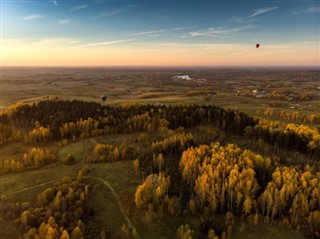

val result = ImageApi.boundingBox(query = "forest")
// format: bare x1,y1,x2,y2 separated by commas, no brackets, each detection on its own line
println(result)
0,99,319,239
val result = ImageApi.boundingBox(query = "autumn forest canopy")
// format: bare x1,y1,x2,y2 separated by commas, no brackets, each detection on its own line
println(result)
0,99,320,239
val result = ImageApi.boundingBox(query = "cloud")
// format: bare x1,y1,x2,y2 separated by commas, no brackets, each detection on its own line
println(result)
23,14,43,20
53,0,58,6
92,5,135,19
58,19,72,25
72,4,89,11
293,6,320,15
250,7,278,18
36,38,73,45
233,6,277,23
92,9,126,19
304,7,320,13
302,41,320,45
2,38,82,48
67,40,81,44
130,29,166,36
130,26,196,37
188,25,254,37
73,39,133,48
232,17,256,24
172,26,197,31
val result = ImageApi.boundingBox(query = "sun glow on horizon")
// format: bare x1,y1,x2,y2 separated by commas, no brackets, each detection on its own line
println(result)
1,0,319,67
2,38,319,67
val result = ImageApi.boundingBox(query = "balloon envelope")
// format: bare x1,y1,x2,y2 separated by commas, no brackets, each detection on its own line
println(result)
256,44,260,49
101,95,107,102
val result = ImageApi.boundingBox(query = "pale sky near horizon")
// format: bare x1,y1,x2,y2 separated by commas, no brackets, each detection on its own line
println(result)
1,0,319,67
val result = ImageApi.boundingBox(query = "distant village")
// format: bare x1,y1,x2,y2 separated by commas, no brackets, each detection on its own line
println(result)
236,88,318,102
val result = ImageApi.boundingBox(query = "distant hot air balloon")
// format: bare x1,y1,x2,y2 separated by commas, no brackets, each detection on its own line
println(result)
101,95,107,102
256,43,260,49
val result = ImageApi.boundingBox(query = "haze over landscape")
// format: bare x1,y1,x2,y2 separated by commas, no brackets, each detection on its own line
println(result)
1,0,319,66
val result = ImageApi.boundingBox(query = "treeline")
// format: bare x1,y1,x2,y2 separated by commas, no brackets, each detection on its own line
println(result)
0,147,55,174
258,108,320,124
151,132,194,155
2,101,320,161
5,100,320,157
2,100,256,142
245,119,320,157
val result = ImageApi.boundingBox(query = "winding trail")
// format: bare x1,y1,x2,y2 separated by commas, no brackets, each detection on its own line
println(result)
85,176,141,239
2,179,60,196
1,176,141,239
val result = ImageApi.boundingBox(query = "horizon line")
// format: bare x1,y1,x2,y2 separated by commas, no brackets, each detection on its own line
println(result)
2,65,319,68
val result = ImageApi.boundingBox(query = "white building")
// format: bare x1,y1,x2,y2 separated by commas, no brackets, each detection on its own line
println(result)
172,75,191,81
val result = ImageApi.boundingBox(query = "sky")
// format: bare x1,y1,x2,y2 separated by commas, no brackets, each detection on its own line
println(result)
1,0,319,67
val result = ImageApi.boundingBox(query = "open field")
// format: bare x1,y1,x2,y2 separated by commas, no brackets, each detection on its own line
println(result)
2,67,320,118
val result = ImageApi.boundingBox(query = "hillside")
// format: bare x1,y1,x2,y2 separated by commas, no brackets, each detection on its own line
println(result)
0,100,319,238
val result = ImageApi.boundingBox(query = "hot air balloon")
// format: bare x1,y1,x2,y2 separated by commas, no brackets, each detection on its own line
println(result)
256,43,260,49
101,95,107,102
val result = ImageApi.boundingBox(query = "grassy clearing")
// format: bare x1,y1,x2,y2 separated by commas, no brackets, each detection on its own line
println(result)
0,142,30,163
0,217,20,239
85,180,128,239
233,224,304,239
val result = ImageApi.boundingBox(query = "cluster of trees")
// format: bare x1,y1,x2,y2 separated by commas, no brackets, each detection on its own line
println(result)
258,108,320,124
59,117,101,141
1,147,55,174
22,147,56,168
1,159,25,174
14,176,90,238
180,143,266,214
26,121,51,145
178,143,320,237
151,132,194,155
0,111,22,146
134,141,319,237
0,121,13,145
285,123,320,149
135,173,180,221
267,90,316,101
177,224,193,239
86,143,135,163
245,119,320,157
0,196,29,220
258,166,320,233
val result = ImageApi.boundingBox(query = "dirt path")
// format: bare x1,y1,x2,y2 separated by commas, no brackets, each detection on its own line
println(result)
2,179,60,196
1,176,141,239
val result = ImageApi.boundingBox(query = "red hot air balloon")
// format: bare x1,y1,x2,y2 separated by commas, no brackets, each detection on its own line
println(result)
256,43,260,49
